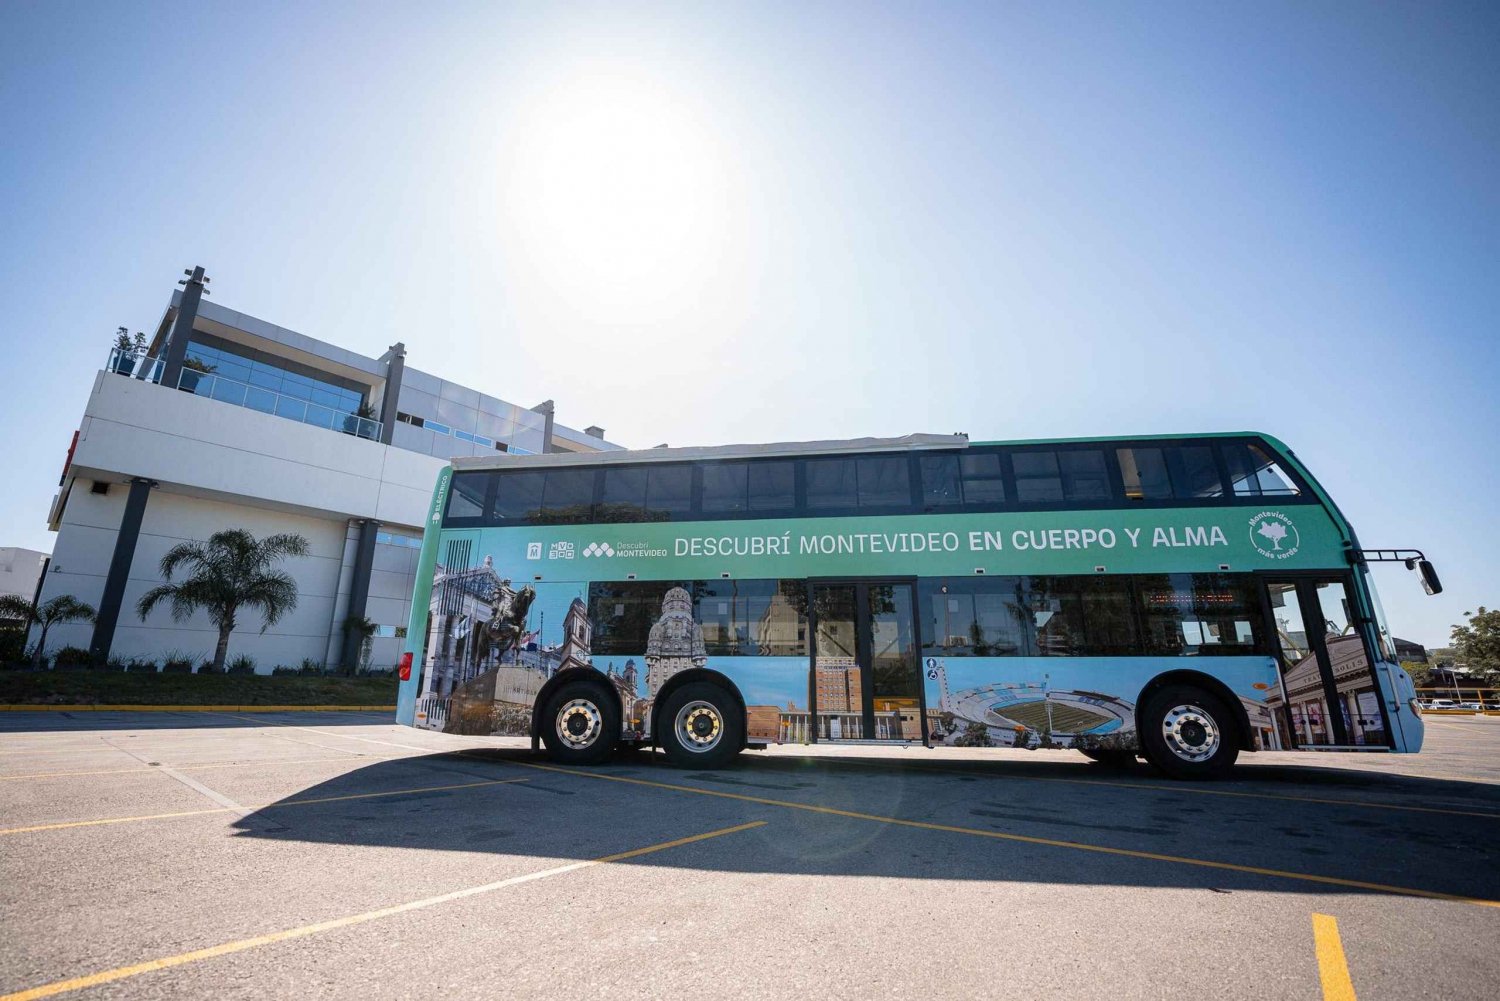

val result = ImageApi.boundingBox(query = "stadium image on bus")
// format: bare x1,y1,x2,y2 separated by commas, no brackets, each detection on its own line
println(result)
393,433,1438,779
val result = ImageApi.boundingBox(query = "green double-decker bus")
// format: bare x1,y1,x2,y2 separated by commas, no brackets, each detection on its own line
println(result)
395,432,1435,778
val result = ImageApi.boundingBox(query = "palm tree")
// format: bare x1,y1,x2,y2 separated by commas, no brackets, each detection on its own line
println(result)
0,594,97,668
136,529,310,672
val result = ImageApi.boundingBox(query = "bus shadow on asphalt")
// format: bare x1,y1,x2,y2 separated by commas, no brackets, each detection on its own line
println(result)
228,747,1500,905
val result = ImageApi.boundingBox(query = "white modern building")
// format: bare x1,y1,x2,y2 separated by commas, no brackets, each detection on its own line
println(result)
33,268,621,672
0,548,49,623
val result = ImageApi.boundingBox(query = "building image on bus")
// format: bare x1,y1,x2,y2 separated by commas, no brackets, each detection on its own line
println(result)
393,432,1430,778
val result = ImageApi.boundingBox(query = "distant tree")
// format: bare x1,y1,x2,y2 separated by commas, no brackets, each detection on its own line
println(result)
136,530,309,673
1451,608,1500,685
0,594,97,669
1400,661,1433,687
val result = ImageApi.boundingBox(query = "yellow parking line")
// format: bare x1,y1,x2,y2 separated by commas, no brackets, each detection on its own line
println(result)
1313,913,1357,1000
0,754,410,782
0,777,529,837
510,760,1500,909
0,819,765,1001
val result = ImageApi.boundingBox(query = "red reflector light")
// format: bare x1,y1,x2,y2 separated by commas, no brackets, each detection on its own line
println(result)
398,652,413,681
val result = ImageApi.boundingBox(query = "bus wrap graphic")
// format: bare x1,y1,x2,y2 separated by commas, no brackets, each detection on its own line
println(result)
455,506,1344,584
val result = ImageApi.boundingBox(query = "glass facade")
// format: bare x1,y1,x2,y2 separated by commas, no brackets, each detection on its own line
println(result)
175,335,378,439
183,338,367,415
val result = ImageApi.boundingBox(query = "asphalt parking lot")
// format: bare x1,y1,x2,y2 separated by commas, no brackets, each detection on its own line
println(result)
1,712,1497,1000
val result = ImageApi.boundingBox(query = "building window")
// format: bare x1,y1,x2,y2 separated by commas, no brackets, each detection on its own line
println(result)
375,532,423,549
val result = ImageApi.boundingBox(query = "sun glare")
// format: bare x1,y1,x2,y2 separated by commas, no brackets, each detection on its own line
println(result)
500,66,738,322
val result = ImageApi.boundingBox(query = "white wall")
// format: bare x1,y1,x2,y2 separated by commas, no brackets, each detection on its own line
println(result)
42,488,347,670
38,373,449,672
0,547,48,601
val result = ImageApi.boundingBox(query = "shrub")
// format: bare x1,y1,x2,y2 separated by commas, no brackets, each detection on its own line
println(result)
197,660,222,675
299,658,323,676
160,650,195,674
226,654,256,675
0,629,25,667
271,665,298,676
125,660,158,673
103,656,128,672
52,646,93,670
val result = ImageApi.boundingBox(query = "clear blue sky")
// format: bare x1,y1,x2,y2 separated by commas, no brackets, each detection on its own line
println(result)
1,1,1495,648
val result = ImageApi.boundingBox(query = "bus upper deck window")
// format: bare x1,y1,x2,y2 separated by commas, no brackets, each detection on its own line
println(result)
446,472,491,520
747,461,796,512
919,454,963,508
493,470,544,522
1117,448,1172,500
701,463,749,514
646,465,693,517
856,455,911,508
1225,443,1300,497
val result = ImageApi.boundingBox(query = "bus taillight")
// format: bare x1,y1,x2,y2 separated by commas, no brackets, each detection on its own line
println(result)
398,652,412,681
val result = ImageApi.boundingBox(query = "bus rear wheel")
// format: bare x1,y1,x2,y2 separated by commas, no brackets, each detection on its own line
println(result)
540,681,619,765
1078,749,1135,767
658,682,743,770
1140,685,1240,780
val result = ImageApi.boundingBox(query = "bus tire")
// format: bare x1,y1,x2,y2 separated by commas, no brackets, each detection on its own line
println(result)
540,680,619,766
1140,684,1240,780
1078,749,1135,767
658,681,743,770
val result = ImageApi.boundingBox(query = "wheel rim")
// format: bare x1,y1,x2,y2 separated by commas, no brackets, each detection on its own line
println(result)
556,698,603,750
674,700,723,753
1160,703,1221,763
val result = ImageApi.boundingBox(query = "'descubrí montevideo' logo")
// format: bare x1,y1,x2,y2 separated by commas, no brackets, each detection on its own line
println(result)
1248,510,1300,560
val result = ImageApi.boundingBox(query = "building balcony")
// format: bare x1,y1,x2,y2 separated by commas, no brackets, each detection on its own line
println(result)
106,348,381,441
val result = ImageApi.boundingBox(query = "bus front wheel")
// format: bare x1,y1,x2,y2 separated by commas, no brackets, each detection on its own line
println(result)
658,682,743,770
1140,685,1240,780
540,681,620,765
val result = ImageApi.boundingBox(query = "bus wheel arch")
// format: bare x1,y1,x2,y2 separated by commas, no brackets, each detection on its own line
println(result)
1137,670,1253,752
650,669,747,768
533,669,622,765
1137,673,1245,779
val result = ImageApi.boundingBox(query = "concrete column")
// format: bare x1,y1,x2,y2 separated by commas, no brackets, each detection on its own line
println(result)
160,267,209,389
531,399,556,453
89,478,155,664
378,343,406,445
339,519,380,670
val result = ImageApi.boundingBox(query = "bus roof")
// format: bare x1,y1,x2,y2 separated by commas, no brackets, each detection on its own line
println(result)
452,433,967,471
451,430,1288,472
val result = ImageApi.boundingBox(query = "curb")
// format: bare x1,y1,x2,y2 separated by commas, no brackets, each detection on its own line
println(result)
0,705,396,713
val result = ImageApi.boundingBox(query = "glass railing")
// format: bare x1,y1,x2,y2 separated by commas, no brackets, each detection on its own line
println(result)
175,367,382,440
104,347,382,440
107,348,164,384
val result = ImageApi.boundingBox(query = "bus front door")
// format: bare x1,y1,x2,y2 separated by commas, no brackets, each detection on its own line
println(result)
810,581,924,742
1263,577,1392,749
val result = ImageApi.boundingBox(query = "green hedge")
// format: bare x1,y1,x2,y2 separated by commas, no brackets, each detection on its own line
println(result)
0,670,398,706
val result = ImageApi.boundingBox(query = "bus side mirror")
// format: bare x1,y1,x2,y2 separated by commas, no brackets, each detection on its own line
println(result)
1407,558,1442,595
